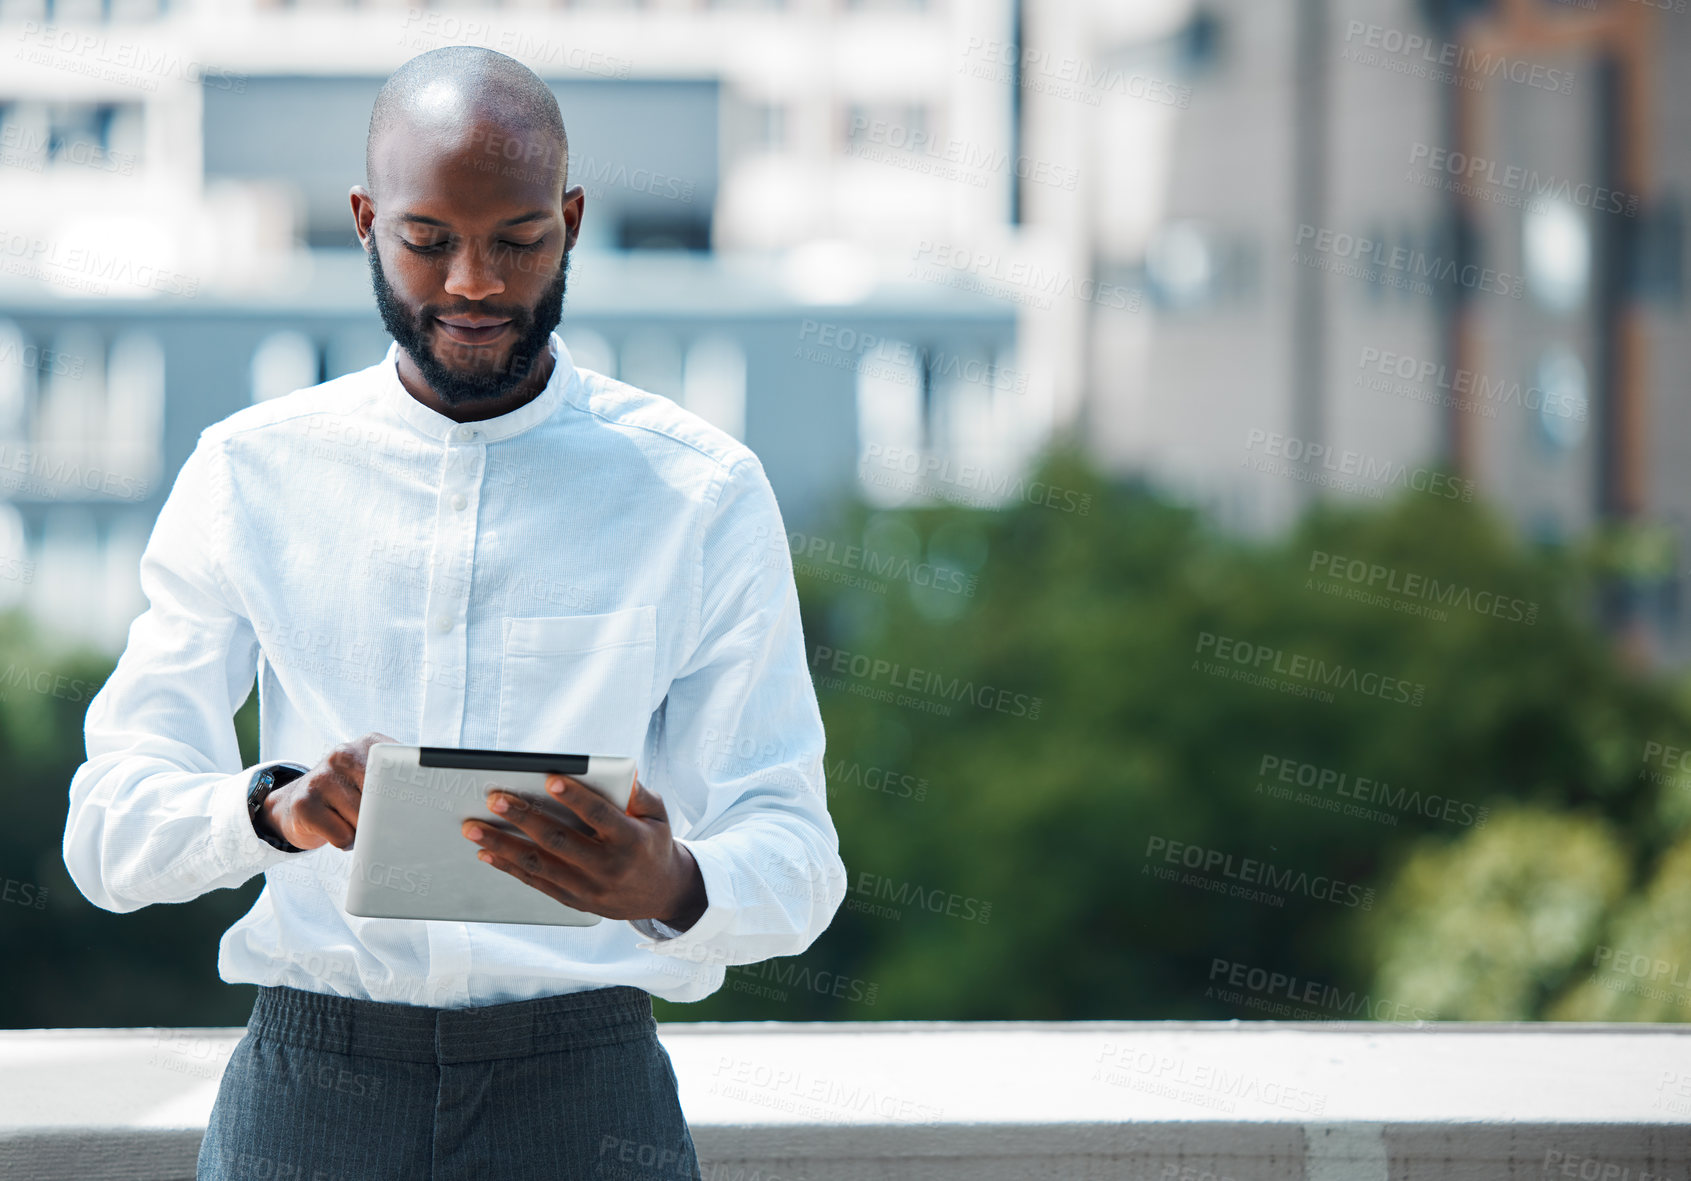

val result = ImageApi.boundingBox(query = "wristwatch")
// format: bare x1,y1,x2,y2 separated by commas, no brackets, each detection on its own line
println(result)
246,762,312,853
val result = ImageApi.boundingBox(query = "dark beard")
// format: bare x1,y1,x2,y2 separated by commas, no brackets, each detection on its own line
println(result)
367,237,570,408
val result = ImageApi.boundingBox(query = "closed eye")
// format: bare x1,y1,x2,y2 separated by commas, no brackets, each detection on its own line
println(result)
402,238,546,254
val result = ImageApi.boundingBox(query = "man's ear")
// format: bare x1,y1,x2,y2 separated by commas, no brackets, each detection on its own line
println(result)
349,184,375,251
561,183,586,254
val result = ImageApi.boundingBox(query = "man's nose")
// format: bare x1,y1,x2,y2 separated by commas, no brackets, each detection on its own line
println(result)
442,241,507,302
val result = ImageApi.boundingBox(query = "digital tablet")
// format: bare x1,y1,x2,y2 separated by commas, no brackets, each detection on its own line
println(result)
343,743,638,927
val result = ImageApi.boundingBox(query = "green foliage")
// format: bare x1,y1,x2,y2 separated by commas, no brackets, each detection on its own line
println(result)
662,447,1687,1023
0,609,265,1028
4,446,1686,1026
1366,805,1630,1019
1551,837,1691,1021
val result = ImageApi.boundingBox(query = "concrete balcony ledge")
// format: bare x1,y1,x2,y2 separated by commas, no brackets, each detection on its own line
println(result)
2,1021,1688,1180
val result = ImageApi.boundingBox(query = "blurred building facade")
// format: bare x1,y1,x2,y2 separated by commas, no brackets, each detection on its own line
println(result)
0,0,1043,651
1,0,1685,660
1074,0,1689,656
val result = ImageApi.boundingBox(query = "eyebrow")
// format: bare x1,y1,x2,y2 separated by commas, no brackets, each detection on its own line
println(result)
397,211,552,228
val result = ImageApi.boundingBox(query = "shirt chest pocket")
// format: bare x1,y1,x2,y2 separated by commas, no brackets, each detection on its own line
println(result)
495,607,658,757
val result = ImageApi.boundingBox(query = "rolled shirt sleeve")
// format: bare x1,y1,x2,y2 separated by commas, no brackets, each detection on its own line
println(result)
62,430,295,914
629,454,846,964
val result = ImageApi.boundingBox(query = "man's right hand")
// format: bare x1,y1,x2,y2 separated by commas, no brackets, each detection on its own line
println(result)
260,732,397,851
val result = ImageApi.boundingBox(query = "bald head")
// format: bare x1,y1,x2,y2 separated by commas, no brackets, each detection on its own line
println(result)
366,46,568,202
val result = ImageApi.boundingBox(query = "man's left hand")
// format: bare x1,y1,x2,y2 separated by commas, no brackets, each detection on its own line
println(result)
461,775,707,932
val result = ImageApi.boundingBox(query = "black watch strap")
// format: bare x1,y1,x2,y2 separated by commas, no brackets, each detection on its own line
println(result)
247,762,311,853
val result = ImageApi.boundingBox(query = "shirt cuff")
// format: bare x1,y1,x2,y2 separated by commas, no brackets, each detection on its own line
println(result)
631,836,735,955
208,763,301,880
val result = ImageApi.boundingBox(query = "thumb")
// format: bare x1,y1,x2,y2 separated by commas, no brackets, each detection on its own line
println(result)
624,776,669,823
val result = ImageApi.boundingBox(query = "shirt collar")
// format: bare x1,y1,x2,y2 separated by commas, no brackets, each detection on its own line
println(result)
377,330,578,445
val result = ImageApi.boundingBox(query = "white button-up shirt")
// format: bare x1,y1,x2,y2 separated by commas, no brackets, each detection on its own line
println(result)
62,332,845,1007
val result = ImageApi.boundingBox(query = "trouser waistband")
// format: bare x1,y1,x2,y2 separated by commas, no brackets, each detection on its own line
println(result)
246,984,656,1064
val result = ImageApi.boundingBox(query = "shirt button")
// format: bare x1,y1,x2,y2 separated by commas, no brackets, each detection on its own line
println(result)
433,616,453,633
451,493,468,511
457,425,476,441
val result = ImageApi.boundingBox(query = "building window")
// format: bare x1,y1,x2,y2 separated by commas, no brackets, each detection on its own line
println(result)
0,320,30,446
562,327,616,379
1146,221,1216,310
1524,198,1590,313
0,502,31,613
753,101,787,152
0,101,143,175
1532,344,1589,454
855,339,923,507
250,331,319,404
104,331,165,496
35,327,104,484
620,330,683,400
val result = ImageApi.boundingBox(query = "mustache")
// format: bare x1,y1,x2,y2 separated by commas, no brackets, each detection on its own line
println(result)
424,304,529,322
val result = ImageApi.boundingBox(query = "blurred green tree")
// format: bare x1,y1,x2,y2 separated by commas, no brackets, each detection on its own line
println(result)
5,446,1687,1027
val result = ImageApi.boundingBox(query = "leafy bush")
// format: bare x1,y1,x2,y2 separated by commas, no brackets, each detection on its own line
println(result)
4,446,1686,1026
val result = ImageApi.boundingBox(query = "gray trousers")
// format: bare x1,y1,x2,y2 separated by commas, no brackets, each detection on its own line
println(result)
195,983,702,1181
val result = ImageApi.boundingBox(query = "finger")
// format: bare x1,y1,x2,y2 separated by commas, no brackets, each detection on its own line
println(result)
296,798,356,850
545,774,627,837
463,817,573,878
483,792,603,866
463,820,595,892
319,772,364,829
474,847,599,915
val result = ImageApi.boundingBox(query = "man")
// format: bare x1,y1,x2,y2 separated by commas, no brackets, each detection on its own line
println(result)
61,46,844,1181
